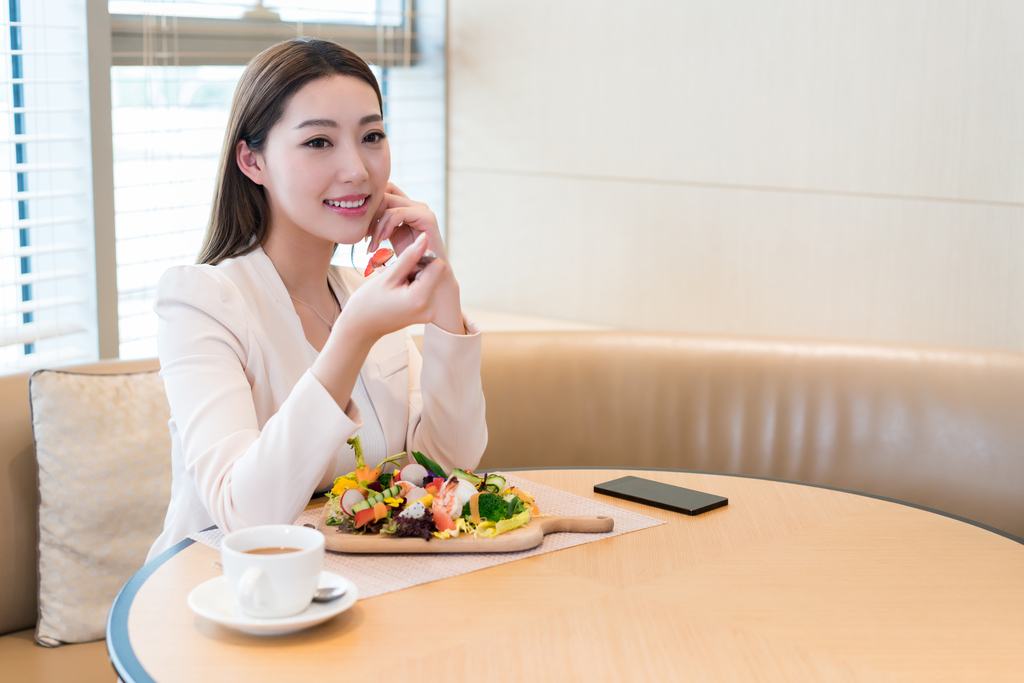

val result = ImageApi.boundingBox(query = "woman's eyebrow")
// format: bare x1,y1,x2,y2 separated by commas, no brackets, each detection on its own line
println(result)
295,118,337,129
294,114,383,130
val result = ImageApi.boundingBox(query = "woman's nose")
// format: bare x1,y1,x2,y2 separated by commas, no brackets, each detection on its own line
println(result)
336,144,370,183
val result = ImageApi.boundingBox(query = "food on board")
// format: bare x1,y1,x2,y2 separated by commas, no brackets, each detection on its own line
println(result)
363,248,395,276
325,437,540,540
362,248,437,281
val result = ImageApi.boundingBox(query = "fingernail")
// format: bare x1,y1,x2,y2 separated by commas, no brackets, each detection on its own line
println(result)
415,233,427,245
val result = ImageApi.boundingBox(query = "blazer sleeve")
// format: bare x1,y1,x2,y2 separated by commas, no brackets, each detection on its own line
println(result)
156,265,362,532
405,317,488,475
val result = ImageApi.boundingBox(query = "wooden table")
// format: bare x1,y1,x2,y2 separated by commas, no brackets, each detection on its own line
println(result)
108,469,1024,682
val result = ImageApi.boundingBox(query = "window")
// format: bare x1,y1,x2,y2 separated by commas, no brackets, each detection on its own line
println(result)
0,0,97,373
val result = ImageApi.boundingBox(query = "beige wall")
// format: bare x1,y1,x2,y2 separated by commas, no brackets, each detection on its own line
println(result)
446,0,1024,351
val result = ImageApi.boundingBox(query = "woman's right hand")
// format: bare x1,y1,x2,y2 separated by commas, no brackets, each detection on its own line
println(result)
312,233,444,408
337,232,447,346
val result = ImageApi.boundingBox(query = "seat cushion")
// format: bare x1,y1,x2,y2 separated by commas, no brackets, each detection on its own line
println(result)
0,629,114,683
30,369,172,646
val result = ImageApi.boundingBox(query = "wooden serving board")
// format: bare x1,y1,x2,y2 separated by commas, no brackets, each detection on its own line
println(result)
317,505,614,554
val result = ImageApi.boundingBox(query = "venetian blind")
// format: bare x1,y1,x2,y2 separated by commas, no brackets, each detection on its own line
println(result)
0,0,97,374
109,0,447,359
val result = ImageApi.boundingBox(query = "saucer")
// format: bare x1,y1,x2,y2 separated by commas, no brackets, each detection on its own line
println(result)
187,570,358,635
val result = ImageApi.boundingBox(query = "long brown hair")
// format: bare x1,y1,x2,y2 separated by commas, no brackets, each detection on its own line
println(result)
198,38,383,266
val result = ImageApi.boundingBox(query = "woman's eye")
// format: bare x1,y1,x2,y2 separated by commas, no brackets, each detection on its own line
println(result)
305,138,330,149
364,131,386,144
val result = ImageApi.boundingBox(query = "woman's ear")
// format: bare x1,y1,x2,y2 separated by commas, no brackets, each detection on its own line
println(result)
236,140,265,185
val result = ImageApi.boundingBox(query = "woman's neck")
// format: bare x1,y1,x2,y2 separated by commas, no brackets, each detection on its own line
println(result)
261,227,336,305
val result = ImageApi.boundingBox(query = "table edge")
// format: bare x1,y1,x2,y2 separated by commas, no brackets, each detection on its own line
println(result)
107,535,197,683
106,468,1024,683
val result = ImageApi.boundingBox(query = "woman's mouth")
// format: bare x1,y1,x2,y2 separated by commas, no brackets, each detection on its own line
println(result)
324,195,369,216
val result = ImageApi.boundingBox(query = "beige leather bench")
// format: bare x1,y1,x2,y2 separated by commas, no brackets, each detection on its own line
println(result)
3,332,1023,680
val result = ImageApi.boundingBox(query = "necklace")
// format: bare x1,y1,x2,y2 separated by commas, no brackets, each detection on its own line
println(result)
262,249,338,330
290,293,338,331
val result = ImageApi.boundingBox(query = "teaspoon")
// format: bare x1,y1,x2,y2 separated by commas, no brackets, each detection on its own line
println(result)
312,585,347,602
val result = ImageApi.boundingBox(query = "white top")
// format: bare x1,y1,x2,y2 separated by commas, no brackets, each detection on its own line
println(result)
306,348,388,493
147,247,487,560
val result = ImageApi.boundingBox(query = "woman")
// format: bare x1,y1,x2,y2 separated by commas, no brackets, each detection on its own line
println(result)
147,38,486,559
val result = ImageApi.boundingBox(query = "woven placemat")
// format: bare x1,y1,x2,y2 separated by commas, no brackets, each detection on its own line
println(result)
188,474,663,599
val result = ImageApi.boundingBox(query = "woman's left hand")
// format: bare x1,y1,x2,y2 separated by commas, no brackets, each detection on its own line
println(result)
367,183,447,261
365,183,465,334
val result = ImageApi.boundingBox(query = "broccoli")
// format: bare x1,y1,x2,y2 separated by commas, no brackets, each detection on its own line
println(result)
460,492,520,522
377,472,393,488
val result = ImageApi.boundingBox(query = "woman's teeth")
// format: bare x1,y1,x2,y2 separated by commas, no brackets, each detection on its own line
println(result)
326,198,366,208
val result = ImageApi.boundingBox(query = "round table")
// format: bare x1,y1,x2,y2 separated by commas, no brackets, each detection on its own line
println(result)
108,469,1024,681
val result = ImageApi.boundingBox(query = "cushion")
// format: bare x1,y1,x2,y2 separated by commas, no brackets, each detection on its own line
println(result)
29,369,171,646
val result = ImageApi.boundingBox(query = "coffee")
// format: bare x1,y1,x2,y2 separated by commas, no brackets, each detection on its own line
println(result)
223,525,325,618
245,546,300,555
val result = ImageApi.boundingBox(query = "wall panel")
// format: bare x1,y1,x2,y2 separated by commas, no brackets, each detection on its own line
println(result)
448,0,1024,350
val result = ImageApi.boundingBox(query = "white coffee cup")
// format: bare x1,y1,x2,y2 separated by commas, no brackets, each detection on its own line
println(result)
221,525,325,618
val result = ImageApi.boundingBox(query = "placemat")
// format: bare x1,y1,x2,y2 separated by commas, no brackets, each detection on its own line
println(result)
188,474,663,599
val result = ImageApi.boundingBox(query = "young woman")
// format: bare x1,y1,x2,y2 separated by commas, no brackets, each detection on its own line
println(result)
147,38,486,559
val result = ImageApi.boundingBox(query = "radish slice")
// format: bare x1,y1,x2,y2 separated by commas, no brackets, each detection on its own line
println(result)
403,486,428,504
340,489,365,517
398,463,428,487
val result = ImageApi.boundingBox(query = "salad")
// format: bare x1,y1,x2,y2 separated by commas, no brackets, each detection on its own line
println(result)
325,437,541,541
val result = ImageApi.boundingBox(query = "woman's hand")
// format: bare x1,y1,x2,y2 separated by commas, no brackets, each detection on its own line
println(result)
341,233,447,344
365,183,465,334
367,183,445,259
311,234,446,408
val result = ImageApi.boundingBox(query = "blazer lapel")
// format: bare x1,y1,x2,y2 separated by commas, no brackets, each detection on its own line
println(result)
245,247,315,396
361,331,412,457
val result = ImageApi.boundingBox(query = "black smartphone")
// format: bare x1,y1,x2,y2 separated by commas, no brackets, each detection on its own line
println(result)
594,476,728,516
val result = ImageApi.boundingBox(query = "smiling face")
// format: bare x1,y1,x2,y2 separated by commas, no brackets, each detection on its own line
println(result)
247,74,390,249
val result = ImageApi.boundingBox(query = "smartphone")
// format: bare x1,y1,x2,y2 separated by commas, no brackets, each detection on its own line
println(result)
594,476,728,516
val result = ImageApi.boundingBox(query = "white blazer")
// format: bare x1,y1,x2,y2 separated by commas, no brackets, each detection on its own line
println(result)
147,246,487,559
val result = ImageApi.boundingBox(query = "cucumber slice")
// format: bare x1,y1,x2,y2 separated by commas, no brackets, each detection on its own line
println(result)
352,501,371,513
452,468,483,485
484,474,506,493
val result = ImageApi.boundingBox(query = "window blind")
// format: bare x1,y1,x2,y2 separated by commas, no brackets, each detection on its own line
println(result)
0,0,97,374
111,0,446,360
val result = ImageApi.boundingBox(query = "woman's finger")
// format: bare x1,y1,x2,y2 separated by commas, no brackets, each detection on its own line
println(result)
386,182,409,199
407,251,445,288
368,194,419,252
382,232,429,284
367,192,393,247
379,206,439,254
